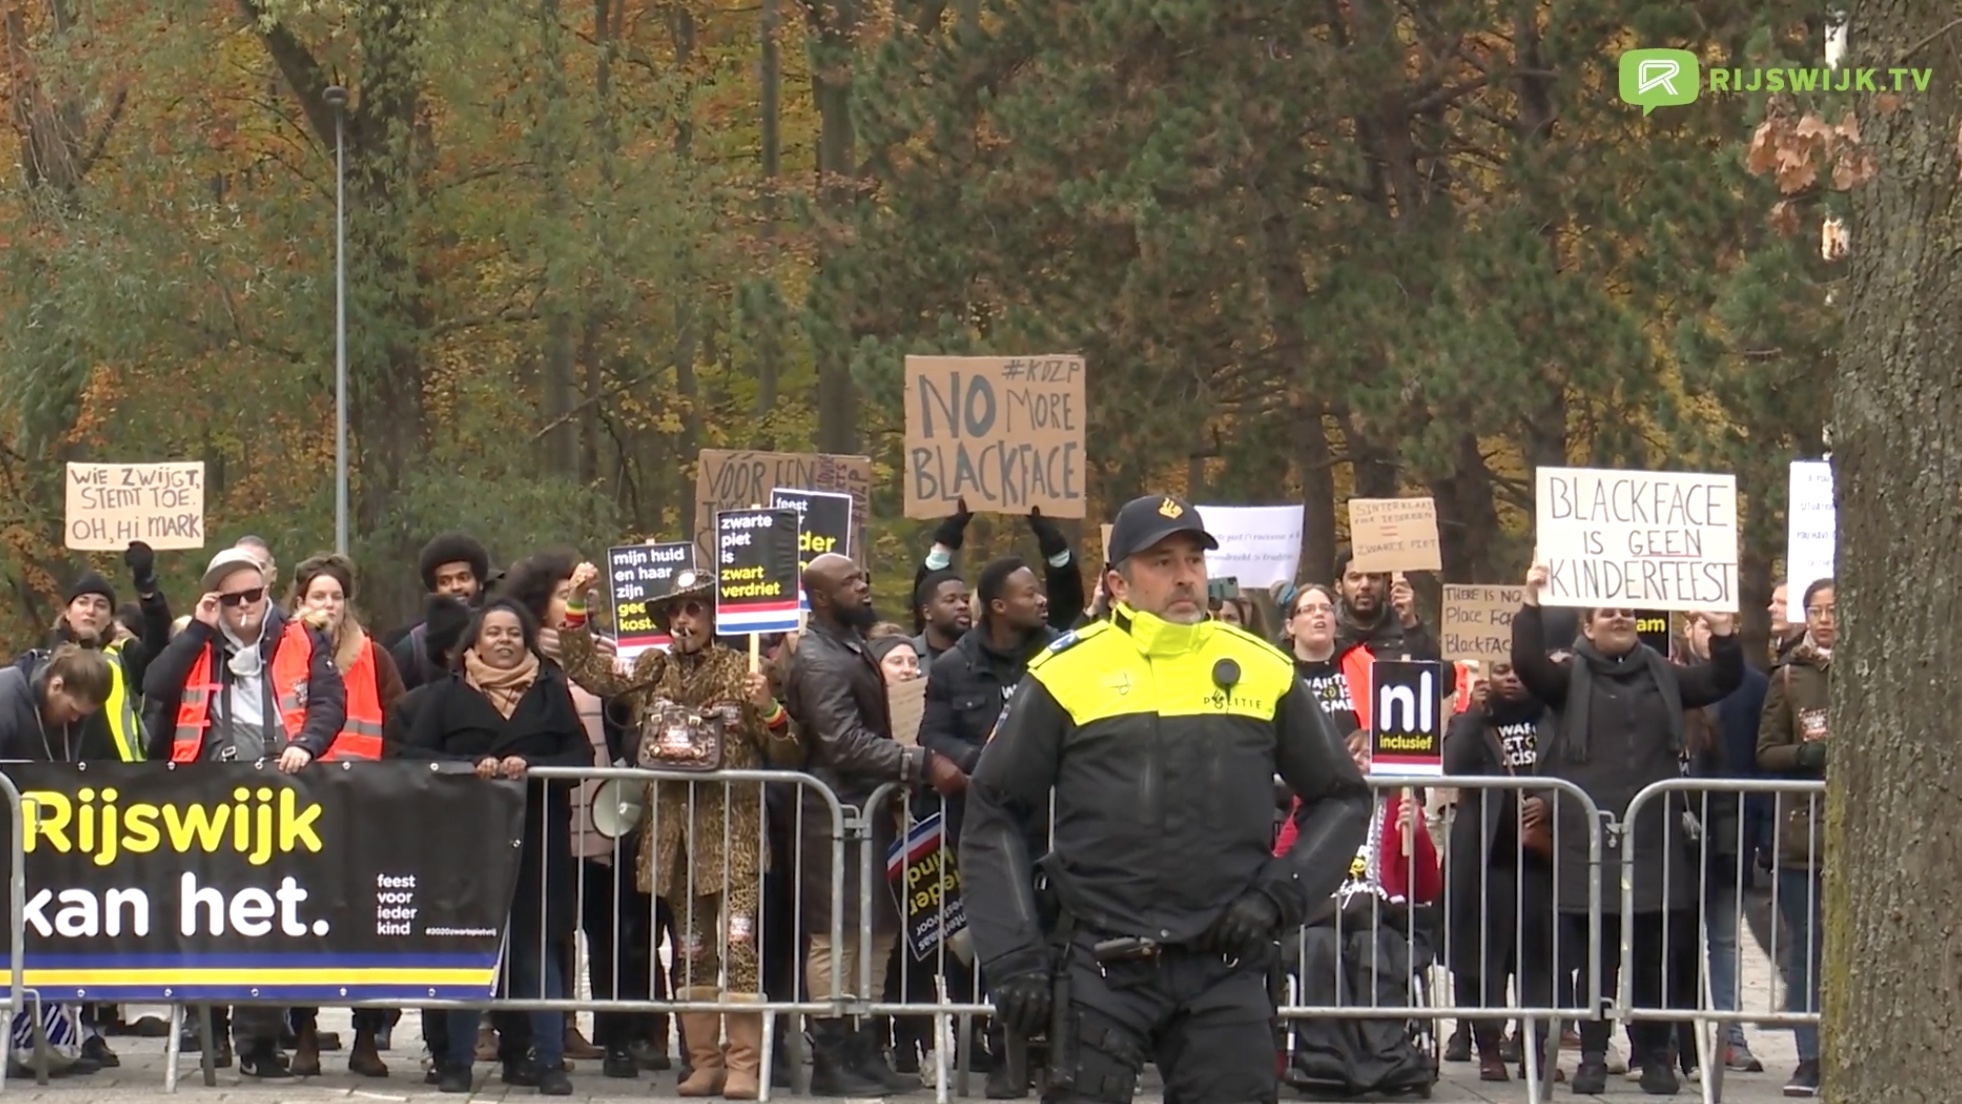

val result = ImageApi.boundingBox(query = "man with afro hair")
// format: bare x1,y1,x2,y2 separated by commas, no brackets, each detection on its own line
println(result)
390,532,491,691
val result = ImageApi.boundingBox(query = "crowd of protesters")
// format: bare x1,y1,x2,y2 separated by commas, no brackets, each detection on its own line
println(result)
0,511,1830,1100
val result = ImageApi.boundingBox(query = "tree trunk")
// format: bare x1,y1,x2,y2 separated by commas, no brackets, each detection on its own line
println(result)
241,0,430,624
754,0,784,420
535,0,580,478
1826,4,1962,1096
1295,402,1336,590
807,0,859,455
1429,430,1500,582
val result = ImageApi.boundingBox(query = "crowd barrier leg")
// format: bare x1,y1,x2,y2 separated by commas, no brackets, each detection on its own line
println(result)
161,1003,181,1093
758,1008,776,1103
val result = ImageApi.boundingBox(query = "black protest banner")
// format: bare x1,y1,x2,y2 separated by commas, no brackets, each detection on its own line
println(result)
606,542,696,660
772,488,852,613
771,488,852,561
1635,611,1674,658
903,355,1087,519
886,811,967,962
1368,660,1447,777
0,763,524,1002
714,507,802,635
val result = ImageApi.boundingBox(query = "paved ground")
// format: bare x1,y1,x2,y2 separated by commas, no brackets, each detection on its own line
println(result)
0,919,1811,1102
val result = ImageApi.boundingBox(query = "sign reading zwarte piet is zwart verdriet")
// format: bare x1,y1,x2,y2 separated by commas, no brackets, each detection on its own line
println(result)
903,355,1087,519
0,763,524,1002
1533,466,1739,613
714,507,802,635
606,542,696,661
1368,660,1447,777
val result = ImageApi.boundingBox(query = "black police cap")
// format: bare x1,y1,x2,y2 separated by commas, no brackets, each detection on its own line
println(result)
1105,494,1220,566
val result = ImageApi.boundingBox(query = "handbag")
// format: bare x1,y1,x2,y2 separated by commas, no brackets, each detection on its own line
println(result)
637,697,733,773
1485,726,1553,859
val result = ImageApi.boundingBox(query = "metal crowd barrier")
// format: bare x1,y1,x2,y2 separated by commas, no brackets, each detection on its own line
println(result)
4,766,1824,1103
155,766,851,1099
844,772,1820,1104
1617,777,1827,1104
0,777,33,1088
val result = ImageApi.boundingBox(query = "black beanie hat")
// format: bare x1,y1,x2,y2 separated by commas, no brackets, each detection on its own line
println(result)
423,595,473,669
65,571,116,608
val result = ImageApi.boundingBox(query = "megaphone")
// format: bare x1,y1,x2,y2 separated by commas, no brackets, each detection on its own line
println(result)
591,778,646,840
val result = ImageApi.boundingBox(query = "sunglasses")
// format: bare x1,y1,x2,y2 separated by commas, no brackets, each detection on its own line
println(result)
218,588,266,608
668,599,707,619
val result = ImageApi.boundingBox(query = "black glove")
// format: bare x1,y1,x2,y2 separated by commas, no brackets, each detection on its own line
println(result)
1026,507,1070,561
1796,741,1828,770
1198,889,1281,958
990,968,1052,1038
125,540,157,592
932,498,974,550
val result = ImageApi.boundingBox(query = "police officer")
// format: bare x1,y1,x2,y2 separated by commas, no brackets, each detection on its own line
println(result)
959,494,1374,1104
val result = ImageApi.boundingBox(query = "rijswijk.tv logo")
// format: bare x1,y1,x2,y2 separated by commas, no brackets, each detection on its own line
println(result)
1618,48,1933,115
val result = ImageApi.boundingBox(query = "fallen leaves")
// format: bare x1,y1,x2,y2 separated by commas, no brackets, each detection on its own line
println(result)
1747,106,1877,246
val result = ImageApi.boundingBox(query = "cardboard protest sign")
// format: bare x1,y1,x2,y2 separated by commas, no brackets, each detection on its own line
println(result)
1368,659,1447,778
1440,584,1526,662
65,462,206,551
903,355,1086,518
771,488,852,613
1202,505,1304,590
714,508,802,635
605,542,695,661
1347,497,1442,573
695,450,870,563
1787,460,1835,595
1534,467,1738,612
888,675,927,747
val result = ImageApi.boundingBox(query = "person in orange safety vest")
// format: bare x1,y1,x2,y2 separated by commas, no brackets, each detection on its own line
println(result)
286,553,403,764
136,545,346,1080
279,553,401,1076
141,546,346,770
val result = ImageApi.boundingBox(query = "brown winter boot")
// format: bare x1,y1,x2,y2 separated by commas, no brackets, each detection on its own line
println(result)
720,996,763,1101
1474,1028,1510,1082
348,1025,388,1078
676,989,727,1098
290,1020,322,1077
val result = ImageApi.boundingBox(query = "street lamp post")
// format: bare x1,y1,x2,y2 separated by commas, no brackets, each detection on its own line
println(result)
325,84,350,557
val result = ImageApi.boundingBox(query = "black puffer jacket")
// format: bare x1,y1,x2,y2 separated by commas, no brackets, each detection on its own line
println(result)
920,623,1062,842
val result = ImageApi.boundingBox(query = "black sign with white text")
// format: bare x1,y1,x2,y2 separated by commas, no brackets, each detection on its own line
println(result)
1368,660,1447,777
0,763,525,1002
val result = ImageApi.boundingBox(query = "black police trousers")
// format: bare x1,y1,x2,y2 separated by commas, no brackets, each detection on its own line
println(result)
1049,932,1276,1104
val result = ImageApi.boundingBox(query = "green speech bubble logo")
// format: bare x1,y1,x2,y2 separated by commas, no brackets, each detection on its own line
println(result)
1619,49,1700,115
